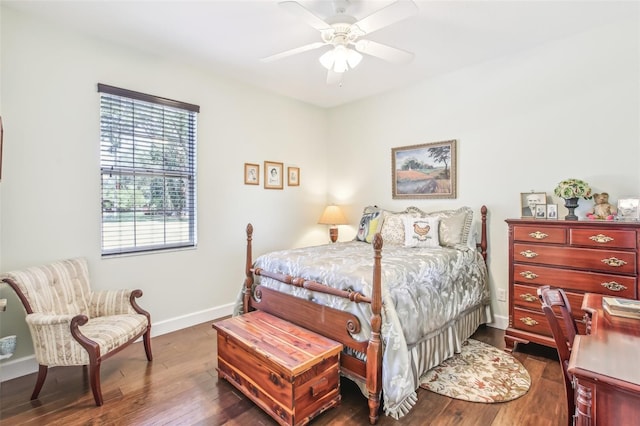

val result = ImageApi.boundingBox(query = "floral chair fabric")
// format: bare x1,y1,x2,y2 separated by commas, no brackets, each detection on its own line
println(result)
1,257,152,406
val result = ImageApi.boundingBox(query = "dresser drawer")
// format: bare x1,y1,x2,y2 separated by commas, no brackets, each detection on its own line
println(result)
513,243,637,275
570,228,637,249
513,226,566,244
513,283,587,320
513,307,587,337
513,284,541,311
513,264,637,298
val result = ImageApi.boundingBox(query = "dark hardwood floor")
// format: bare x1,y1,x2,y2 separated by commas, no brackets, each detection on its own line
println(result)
0,322,566,425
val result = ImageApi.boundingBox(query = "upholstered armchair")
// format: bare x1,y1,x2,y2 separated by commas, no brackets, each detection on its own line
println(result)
1,257,152,406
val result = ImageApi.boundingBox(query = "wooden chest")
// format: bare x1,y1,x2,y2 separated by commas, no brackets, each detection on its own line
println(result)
212,311,343,426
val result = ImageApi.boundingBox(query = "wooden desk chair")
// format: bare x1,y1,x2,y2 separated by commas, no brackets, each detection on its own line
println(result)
537,285,578,426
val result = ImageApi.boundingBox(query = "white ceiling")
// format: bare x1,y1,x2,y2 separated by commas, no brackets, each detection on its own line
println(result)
3,0,636,108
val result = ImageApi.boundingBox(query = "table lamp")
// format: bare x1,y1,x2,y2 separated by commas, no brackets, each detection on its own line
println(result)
318,205,348,243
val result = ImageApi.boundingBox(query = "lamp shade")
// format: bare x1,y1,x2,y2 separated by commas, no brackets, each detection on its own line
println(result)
318,205,348,226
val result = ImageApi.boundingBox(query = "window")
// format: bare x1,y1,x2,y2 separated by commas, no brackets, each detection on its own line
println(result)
98,84,199,256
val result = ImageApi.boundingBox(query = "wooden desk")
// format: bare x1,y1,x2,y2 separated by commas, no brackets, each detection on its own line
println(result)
567,293,640,426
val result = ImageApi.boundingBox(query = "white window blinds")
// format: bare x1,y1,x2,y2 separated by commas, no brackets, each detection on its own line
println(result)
98,84,199,256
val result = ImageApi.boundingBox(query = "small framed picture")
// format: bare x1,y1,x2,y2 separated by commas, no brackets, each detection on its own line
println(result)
264,161,284,190
521,192,546,218
244,163,259,185
617,198,640,221
546,204,558,219
535,204,547,219
287,166,300,186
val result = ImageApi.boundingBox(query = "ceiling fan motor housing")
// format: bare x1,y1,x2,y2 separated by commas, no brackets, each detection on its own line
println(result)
321,22,362,46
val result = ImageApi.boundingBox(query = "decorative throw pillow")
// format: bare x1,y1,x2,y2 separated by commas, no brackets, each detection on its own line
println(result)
356,207,383,243
380,211,406,246
403,216,441,248
427,207,473,247
380,207,428,246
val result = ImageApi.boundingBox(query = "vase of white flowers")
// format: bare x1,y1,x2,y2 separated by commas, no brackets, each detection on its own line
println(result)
553,179,593,220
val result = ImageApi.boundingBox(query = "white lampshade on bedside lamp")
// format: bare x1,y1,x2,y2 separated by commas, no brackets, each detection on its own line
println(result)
318,205,348,243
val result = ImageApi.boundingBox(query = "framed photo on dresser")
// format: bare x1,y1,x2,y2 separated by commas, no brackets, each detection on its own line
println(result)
521,192,546,218
617,198,640,221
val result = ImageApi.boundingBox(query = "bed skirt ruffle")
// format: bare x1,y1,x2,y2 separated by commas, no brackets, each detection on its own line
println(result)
345,300,493,419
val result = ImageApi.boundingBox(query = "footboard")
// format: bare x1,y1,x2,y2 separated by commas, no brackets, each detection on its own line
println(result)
242,224,383,425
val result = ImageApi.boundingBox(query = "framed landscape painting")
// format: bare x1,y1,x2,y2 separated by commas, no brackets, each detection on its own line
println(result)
392,140,457,199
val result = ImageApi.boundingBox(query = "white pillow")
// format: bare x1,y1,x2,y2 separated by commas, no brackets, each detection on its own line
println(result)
403,216,441,248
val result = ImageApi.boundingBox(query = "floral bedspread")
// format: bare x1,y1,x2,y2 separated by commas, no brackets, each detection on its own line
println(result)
234,240,489,418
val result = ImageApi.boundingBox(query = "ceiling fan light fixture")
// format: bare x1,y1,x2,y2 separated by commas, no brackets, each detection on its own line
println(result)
319,49,335,70
270,0,419,84
320,45,362,73
347,48,362,69
333,45,349,72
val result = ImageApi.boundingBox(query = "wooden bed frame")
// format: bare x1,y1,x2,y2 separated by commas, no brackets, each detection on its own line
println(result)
242,206,488,424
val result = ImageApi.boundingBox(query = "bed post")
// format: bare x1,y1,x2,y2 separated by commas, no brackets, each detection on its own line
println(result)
366,233,383,424
480,205,488,262
243,223,254,314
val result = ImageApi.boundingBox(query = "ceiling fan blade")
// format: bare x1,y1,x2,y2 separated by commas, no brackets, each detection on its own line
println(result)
355,39,414,63
279,1,332,31
352,0,418,35
326,69,344,86
261,41,327,62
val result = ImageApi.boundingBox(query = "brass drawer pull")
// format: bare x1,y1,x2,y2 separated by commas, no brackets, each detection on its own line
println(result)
519,271,539,280
601,257,627,267
590,234,614,243
520,317,539,327
528,231,548,240
519,250,538,259
601,282,627,292
520,293,537,302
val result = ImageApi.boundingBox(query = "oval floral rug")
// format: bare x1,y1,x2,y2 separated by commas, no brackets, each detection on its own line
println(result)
419,339,531,403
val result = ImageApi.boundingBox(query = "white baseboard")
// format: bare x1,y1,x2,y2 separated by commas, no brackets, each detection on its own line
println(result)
150,302,234,337
0,303,235,383
487,314,508,330
1,306,509,383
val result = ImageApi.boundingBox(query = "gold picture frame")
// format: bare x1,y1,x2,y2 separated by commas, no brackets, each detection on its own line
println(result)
391,140,457,199
264,161,283,190
287,167,300,186
244,163,259,185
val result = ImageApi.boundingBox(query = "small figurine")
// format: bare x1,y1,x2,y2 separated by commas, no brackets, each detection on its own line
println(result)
586,192,617,220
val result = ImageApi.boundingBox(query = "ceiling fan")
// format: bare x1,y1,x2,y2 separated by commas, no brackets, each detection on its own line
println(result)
262,0,419,85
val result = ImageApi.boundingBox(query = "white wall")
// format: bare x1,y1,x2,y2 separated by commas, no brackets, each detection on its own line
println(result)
326,15,640,326
0,7,330,379
1,3,638,381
